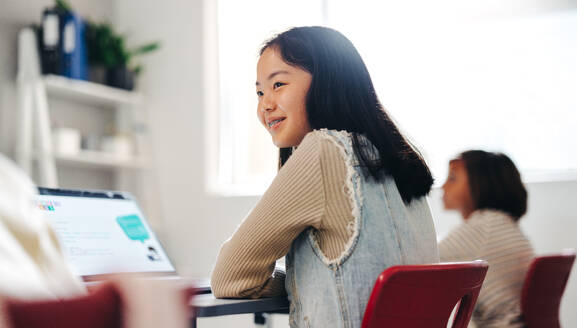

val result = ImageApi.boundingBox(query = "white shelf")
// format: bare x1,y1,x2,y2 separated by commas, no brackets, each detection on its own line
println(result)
48,150,145,169
43,74,141,107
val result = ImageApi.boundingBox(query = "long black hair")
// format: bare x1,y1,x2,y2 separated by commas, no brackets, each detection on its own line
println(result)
262,26,433,203
459,150,527,220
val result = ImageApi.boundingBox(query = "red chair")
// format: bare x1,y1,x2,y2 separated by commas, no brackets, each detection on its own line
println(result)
361,260,489,328
521,250,576,328
4,280,195,328
6,283,122,328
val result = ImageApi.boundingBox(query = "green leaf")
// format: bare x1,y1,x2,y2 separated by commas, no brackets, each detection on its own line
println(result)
55,0,72,12
84,20,160,69
131,42,160,56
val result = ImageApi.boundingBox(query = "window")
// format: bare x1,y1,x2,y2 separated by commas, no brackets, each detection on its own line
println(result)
213,1,577,195
214,0,325,195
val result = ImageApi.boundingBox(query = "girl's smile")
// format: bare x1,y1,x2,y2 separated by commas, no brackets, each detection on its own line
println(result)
266,116,286,131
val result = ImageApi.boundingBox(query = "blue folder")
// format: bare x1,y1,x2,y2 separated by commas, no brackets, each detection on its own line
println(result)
60,11,87,80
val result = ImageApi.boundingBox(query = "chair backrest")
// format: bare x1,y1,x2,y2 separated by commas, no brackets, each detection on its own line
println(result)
521,250,576,328
361,260,489,328
6,283,122,328
4,279,193,328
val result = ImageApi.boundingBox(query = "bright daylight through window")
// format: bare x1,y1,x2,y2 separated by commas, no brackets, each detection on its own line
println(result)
216,1,577,195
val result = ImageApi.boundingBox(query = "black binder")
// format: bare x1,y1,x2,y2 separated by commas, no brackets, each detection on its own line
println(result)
40,7,65,75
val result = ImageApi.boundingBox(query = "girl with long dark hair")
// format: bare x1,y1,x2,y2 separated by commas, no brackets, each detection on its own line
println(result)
211,26,439,327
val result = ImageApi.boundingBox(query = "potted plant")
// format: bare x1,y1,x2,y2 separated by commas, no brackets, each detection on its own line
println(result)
85,22,159,90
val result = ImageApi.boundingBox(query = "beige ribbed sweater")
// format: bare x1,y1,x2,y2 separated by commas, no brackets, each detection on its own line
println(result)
211,131,355,298
439,210,534,327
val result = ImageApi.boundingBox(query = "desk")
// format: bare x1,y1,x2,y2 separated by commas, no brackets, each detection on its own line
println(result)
190,294,289,327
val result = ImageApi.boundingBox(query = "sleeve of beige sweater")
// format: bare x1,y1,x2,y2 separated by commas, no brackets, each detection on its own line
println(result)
210,132,328,298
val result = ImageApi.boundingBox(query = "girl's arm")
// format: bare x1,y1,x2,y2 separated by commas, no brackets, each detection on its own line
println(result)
210,132,326,298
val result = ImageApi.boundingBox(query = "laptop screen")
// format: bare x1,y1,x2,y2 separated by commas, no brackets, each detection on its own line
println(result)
35,188,176,278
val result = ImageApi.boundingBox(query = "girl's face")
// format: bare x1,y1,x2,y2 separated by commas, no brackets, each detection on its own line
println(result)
256,47,312,148
442,160,475,219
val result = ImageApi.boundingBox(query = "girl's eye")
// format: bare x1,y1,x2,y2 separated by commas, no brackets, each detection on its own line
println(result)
256,91,264,97
273,82,285,89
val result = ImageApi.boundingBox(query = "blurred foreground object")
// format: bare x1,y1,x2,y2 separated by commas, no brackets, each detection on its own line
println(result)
0,153,83,299
1,277,191,328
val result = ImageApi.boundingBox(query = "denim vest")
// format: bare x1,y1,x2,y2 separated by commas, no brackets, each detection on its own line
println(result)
285,129,439,328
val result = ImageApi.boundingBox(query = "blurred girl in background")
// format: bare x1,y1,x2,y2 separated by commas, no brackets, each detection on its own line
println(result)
440,150,535,327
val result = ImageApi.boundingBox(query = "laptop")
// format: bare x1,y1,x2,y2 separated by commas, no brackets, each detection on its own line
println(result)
35,187,210,293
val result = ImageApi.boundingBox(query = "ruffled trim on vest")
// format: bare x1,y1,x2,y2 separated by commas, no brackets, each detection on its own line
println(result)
308,128,363,266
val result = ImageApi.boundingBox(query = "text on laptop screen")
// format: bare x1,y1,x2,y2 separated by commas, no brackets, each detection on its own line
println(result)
35,193,175,277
